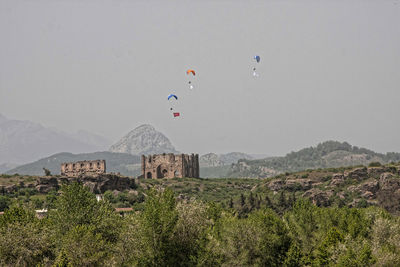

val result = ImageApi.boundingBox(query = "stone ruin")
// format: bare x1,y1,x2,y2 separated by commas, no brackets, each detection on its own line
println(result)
141,153,199,179
61,160,106,177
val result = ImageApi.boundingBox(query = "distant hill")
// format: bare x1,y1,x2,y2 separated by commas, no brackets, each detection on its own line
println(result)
0,163,19,174
109,124,178,155
200,152,254,167
199,152,254,177
0,114,111,165
228,141,400,178
6,151,141,177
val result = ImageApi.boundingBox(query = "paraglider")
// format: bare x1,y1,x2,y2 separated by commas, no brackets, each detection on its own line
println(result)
167,94,178,100
186,69,196,89
186,69,195,75
168,94,178,114
252,55,260,77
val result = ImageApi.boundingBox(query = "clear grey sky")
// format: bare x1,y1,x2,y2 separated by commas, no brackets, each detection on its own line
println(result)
1,0,399,155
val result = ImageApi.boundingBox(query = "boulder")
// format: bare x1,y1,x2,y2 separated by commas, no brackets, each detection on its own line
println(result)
379,173,400,191
361,191,374,200
285,179,312,191
35,184,57,194
302,188,331,207
357,180,379,195
83,181,98,193
330,173,345,186
344,167,368,181
4,184,18,193
36,177,58,186
368,166,397,178
267,180,284,191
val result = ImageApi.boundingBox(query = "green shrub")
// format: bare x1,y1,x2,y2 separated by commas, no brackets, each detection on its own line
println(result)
369,162,382,167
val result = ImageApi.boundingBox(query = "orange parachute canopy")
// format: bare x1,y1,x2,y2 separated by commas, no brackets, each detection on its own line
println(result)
186,69,196,75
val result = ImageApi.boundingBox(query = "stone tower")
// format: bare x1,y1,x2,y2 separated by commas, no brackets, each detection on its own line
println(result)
141,153,199,179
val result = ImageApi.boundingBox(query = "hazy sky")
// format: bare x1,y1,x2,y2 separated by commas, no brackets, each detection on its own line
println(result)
1,0,399,155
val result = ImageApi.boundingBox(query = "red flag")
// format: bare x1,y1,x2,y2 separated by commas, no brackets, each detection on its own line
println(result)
173,112,180,117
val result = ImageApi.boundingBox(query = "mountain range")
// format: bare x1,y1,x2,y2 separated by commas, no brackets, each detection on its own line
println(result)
0,114,111,166
2,115,400,178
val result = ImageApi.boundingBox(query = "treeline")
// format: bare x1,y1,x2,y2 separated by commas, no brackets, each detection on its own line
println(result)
1,183,400,266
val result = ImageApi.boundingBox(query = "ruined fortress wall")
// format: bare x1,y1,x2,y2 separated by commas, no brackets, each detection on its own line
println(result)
141,153,199,179
61,160,106,177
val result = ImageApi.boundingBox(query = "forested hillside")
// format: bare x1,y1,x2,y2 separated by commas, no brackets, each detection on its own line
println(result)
229,141,400,177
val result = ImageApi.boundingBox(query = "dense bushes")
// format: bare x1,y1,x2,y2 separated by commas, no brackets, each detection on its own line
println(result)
0,183,399,266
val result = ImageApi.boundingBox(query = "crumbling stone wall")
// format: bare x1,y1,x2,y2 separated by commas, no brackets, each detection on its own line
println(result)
61,160,106,177
141,153,199,179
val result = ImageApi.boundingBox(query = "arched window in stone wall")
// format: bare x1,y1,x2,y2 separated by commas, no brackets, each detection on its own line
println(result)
156,165,168,178
147,172,152,178
174,170,180,177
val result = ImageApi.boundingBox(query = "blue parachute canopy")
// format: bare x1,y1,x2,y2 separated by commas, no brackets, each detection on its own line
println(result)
167,94,178,100
254,55,260,63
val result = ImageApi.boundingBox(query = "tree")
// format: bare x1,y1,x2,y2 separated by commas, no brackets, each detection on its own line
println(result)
43,167,51,176
204,209,292,266
265,195,273,209
284,199,318,262
48,182,122,264
248,192,255,211
55,225,110,266
0,196,10,212
278,191,287,214
0,206,53,266
240,193,246,207
228,197,233,209
0,206,36,227
119,188,179,266
45,189,57,209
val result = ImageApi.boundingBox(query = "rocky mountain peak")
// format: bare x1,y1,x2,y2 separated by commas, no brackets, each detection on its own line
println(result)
109,124,178,155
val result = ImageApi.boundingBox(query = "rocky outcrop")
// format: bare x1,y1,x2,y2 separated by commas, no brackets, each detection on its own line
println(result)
330,173,345,186
302,188,332,207
344,167,368,181
268,180,284,191
23,174,137,194
367,167,397,178
285,179,312,191
35,177,59,193
109,124,178,155
379,173,400,191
